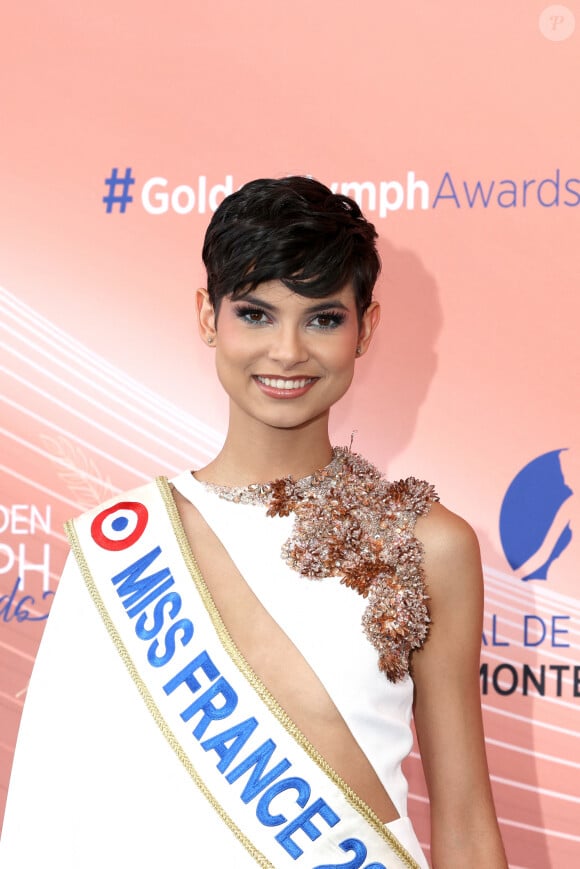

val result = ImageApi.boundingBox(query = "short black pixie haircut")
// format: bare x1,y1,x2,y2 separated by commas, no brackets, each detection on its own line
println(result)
202,176,381,320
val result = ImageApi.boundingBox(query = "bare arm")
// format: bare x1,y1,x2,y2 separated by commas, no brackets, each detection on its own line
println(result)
412,503,508,869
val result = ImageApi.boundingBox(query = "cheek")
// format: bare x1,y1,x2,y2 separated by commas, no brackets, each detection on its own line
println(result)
323,333,359,372
215,320,252,364
214,348,247,404
214,327,261,393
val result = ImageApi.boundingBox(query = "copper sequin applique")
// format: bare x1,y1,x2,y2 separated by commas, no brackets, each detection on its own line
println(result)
202,448,439,682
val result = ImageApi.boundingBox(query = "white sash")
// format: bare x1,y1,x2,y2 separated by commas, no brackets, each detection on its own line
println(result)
65,478,420,869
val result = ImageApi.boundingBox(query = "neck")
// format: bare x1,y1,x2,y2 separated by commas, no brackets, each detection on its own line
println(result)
196,415,334,486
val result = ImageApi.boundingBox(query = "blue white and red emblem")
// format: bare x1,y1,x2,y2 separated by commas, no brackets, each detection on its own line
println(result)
90,501,149,551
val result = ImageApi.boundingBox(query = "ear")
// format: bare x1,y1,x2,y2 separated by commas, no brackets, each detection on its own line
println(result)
195,288,217,346
356,300,381,357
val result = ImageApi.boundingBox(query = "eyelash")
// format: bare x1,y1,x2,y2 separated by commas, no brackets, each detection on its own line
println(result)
233,305,346,331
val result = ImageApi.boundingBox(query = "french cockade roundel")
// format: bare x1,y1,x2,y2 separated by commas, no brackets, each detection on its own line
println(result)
90,501,149,551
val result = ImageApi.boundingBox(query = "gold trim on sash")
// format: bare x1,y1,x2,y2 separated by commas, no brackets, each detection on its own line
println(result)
157,476,420,869
64,517,275,869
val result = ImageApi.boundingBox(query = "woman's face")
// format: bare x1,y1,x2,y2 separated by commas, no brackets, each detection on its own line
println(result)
197,280,380,434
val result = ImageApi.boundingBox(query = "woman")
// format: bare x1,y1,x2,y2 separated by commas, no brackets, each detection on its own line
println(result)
1,177,507,868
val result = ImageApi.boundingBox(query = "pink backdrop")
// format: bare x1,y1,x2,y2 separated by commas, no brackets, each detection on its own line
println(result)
1,3,579,866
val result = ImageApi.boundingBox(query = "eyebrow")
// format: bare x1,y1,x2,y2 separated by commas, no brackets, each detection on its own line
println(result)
236,294,350,314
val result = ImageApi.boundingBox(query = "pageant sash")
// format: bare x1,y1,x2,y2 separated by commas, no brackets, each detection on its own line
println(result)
65,479,419,869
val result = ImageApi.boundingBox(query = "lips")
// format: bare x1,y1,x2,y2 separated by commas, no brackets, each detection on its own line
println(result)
253,375,318,399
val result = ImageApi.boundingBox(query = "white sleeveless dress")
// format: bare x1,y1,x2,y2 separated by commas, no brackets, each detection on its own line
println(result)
172,468,431,868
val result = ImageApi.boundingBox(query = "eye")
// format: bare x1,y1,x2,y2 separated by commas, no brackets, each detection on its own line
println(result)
308,311,346,330
234,305,271,325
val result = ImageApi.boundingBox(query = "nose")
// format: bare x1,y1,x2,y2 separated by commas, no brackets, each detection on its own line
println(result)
267,324,309,369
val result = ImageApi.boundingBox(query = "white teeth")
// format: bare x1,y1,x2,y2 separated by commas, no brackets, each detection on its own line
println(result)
257,377,313,390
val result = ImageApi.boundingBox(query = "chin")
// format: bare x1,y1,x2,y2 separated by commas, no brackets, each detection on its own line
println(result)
260,405,333,431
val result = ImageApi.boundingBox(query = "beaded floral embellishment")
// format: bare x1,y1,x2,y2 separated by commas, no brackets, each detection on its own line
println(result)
203,447,439,682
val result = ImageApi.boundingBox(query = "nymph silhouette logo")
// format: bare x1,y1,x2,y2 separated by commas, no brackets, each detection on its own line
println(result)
482,451,577,699
499,449,573,582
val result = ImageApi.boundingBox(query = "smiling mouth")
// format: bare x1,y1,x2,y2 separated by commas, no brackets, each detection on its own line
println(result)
255,376,317,391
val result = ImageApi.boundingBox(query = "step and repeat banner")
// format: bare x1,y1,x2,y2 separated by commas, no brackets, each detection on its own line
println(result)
0,2,578,866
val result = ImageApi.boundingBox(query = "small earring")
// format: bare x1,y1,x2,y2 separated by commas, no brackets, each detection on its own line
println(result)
355,346,362,357
207,335,214,345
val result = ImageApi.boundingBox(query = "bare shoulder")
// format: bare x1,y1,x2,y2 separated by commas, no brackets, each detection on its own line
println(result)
415,501,480,559
414,502,483,608
411,502,484,718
